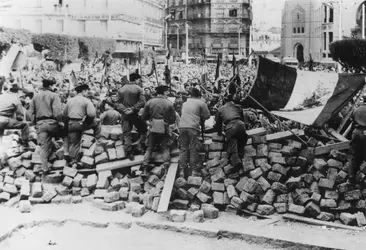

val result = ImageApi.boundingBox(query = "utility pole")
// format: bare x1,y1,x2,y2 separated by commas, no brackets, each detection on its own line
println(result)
174,23,180,50
185,0,189,65
362,2,365,39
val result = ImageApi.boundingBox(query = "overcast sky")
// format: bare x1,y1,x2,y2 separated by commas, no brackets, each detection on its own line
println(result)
252,0,287,30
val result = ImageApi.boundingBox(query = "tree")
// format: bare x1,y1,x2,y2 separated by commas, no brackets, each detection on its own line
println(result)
0,27,31,52
32,33,79,70
329,38,366,73
78,37,116,62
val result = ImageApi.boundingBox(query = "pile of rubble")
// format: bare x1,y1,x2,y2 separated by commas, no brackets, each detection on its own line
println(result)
1,125,365,227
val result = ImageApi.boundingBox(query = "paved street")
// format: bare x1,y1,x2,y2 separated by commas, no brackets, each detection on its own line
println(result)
0,221,273,250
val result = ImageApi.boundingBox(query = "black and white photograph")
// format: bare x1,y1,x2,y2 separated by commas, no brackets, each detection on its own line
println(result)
0,0,365,249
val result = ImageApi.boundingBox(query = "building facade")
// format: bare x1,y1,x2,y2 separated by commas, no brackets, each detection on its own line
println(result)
165,0,252,58
0,0,165,56
282,0,366,64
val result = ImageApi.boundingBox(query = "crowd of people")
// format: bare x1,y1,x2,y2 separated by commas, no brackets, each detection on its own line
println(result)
0,51,359,182
0,52,266,178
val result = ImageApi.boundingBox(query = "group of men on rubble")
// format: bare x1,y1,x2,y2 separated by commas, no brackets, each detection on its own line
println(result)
1,54,366,187
0,66,253,182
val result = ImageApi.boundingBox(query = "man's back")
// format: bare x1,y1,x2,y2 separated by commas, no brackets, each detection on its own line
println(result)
64,95,95,119
30,89,62,121
101,109,121,125
143,97,175,125
117,84,143,108
179,98,210,131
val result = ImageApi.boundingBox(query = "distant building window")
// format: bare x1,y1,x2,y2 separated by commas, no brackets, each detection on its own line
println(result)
229,9,237,17
324,32,327,50
297,27,300,33
302,27,304,33
293,27,296,33
59,0,62,6
329,32,333,43
329,8,334,23
78,21,86,33
56,20,64,32
324,6,327,23
323,53,327,58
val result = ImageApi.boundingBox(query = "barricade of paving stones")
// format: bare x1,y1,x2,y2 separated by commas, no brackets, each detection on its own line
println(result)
1,127,365,227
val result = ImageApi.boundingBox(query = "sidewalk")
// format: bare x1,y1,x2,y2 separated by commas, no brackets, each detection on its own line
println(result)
0,202,363,250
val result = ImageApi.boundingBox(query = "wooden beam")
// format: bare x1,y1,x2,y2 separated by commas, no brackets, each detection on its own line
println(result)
328,128,348,142
247,127,267,137
266,129,305,142
157,163,178,213
97,155,144,172
314,141,350,156
283,214,363,231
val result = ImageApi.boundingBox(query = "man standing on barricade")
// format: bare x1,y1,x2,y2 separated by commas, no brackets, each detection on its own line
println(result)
115,73,147,161
29,79,62,175
0,76,30,146
63,81,103,165
349,94,366,184
205,94,248,172
178,88,210,178
141,85,176,175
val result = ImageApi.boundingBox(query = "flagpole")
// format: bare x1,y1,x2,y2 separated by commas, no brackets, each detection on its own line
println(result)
154,60,159,86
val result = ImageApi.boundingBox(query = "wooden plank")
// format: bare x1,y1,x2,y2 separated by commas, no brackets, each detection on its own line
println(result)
247,127,267,137
314,141,350,156
328,128,348,142
96,155,144,172
157,163,178,213
266,129,305,142
342,123,353,137
283,214,363,231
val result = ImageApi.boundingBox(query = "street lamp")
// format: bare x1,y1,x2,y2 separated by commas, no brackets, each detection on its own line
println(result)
238,23,245,59
173,23,180,50
163,14,172,50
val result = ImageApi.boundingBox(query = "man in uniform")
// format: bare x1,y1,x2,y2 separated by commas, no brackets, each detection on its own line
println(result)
100,100,121,125
349,95,366,183
205,94,248,171
63,81,103,164
115,73,147,160
178,88,210,178
28,79,62,174
141,85,176,171
0,76,29,145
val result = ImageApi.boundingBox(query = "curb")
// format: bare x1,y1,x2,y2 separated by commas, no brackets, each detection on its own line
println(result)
0,219,343,250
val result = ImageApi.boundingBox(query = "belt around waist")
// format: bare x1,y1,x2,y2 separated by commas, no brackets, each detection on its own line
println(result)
225,117,242,125
36,117,55,121
68,118,83,121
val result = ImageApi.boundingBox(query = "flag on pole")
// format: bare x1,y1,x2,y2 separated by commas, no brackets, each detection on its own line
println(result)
201,53,208,84
245,56,366,127
213,54,221,93
137,47,142,75
232,51,236,76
